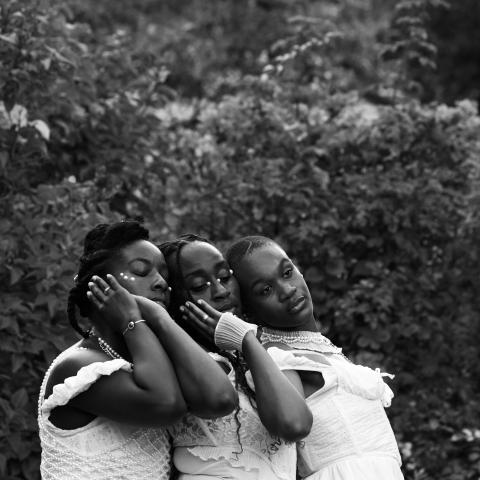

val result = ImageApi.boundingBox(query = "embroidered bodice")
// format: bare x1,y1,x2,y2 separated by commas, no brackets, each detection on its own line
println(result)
168,353,296,480
260,329,402,479
38,342,171,480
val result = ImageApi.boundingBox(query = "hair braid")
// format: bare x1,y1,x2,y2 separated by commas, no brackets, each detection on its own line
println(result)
159,234,258,451
68,220,150,337
67,287,90,339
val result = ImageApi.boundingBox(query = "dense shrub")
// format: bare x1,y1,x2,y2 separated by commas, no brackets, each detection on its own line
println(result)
1,1,479,479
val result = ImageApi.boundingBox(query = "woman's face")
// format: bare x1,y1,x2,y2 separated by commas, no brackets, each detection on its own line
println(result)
233,243,315,331
177,241,242,316
109,239,171,309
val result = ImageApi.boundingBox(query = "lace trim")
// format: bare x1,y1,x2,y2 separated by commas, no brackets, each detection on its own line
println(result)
260,328,343,355
184,445,294,480
41,359,132,417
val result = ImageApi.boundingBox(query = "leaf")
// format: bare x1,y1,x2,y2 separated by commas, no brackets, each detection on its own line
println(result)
11,388,28,409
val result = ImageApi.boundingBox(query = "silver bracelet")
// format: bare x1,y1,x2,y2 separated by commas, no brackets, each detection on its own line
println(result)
122,319,146,336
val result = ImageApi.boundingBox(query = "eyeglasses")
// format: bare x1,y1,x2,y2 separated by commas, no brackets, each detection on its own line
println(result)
188,269,234,294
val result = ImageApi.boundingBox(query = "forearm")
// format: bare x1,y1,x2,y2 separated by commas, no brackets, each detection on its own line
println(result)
149,316,238,417
124,323,186,410
242,332,312,441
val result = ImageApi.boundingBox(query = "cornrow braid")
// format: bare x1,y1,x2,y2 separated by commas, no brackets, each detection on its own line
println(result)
225,236,275,275
68,220,150,338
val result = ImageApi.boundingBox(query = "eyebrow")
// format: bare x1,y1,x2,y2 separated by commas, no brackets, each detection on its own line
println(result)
249,258,291,290
183,260,229,280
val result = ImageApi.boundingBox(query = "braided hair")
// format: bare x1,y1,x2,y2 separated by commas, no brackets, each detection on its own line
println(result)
159,234,257,452
68,220,150,338
225,236,276,317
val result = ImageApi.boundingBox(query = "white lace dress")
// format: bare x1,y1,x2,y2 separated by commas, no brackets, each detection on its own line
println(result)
167,353,296,480
38,342,171,480
262,331,404,480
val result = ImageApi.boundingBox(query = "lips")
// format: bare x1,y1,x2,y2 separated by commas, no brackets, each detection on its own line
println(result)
217,304,237,314
151,298,167,308
287,296,306,313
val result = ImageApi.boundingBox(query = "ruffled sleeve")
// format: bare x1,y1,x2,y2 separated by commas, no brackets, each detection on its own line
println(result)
41,359,132,418
266,347,330,373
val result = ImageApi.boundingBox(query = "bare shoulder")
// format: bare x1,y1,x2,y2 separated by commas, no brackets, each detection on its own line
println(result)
262,341,294,351
44,346,106,398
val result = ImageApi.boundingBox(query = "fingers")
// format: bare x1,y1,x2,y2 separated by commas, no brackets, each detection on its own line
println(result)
180,305,215,336
86,290,104,310
194,300,222,320
105,274,122,291
184,301,218,328
87,274,118,309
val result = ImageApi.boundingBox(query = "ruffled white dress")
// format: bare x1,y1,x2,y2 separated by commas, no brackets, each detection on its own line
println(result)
168,353,297,480
263,334,403,480
38,342,171,480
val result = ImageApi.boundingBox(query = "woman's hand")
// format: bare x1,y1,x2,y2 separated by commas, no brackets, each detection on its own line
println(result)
181,300,222,343
87,274,141,333
133,295,172,324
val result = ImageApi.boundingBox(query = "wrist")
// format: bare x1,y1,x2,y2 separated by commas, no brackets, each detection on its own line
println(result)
214,313,258,352
122,319,146,336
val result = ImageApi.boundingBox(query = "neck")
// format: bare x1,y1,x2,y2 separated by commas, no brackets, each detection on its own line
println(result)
263,316,319,333
89,318,130,361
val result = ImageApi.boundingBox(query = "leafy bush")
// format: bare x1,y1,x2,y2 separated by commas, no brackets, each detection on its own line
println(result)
1,1,479,479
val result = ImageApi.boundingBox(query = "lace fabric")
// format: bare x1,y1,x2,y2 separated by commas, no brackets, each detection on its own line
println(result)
38,342,171,479
264,342,403,479
169,353,296,480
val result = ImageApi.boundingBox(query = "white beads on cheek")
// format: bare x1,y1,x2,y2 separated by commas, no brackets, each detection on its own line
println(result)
119,272,136,282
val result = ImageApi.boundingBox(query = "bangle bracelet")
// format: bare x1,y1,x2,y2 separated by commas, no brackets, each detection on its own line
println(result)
122,319,146,336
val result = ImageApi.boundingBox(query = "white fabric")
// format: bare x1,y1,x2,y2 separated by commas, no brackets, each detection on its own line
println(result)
38,341,171,480
168,352,296,480
214,312,258,352
267,347,404,480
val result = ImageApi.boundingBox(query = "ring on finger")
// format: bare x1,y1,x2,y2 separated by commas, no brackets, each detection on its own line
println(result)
104,286,111,295
202,314,209,321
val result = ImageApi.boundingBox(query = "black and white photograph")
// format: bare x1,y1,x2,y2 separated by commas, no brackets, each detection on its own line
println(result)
1,1,479,479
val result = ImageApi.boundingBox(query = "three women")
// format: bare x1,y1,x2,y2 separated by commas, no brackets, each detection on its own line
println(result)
38,222,403,479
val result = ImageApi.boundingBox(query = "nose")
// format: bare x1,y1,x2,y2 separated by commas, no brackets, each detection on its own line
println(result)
278,282,296,302
210,280,230,300
152,272,169,292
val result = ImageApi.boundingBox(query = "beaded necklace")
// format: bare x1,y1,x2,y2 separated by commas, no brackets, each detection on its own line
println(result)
259,327,343,355
97,336,124,360
89,329,127,361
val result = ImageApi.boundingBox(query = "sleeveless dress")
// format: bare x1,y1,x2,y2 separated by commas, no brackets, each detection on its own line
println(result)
167,353,297,480
261,331,403,480
38,341,171,480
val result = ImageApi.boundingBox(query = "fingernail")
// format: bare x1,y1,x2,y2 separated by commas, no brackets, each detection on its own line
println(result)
107,274,113,279
179,306,185,312
197,299,204,305
88,282,94,288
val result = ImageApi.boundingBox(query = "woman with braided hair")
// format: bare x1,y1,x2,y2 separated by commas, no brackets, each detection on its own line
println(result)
225,235,404,480
159,234,312,480
38,221,237,480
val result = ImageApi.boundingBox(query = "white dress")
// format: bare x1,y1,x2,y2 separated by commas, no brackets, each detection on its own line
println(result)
261,331,404,480
167,353,297,480
38,342,171,480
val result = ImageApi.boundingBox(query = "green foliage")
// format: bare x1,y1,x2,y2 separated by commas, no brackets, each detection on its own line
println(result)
1,1,479,479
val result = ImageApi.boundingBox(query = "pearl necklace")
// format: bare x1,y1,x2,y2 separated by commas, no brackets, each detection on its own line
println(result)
97,336,124,360
259,327,343,355
89,328,126,361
